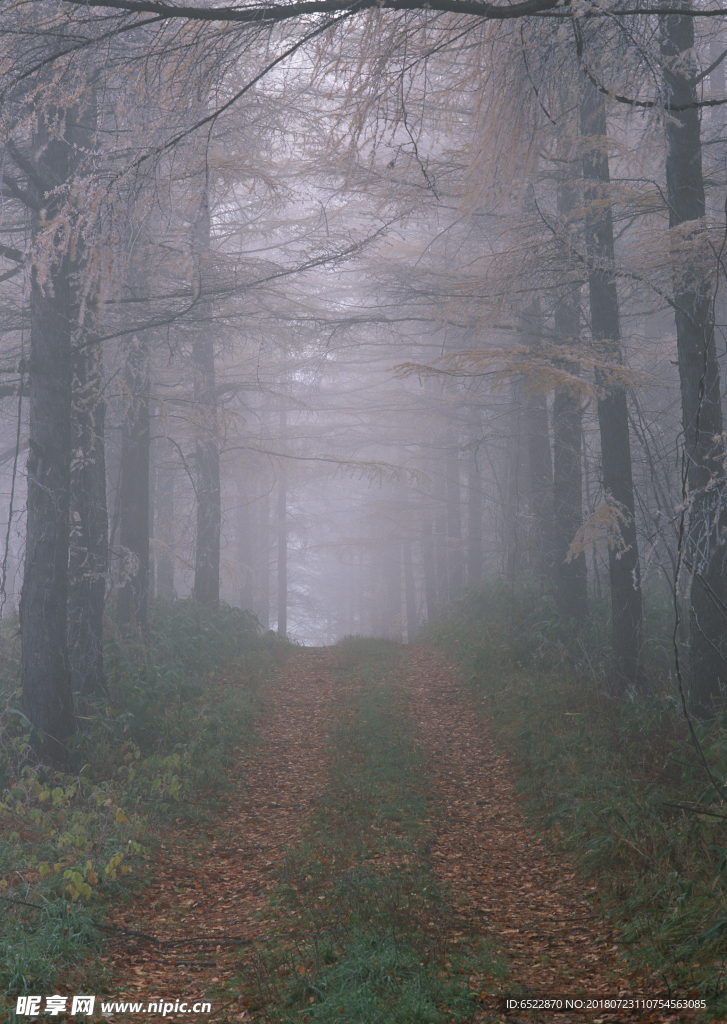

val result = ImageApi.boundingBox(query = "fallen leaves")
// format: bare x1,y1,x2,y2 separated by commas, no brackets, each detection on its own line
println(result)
87,643,704,1024
402,645,702,1023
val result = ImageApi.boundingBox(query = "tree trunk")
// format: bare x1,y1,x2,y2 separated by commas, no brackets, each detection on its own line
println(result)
446,443,464,597
434,465,448,605
661,7,727,714
552,369,588,623
192,190,221,607
117,335,150,633
236,473,253,611
521,305,555,587
277,408,287,636
403,536,417,640
385,537,403,640
552,143,588,622
257,490,270,629
155,436,175,601
421,514,438,620
20,113,76,764
552,300,588,621
580,78,643,690
506,384,524,581
526,388,555,584
467,433,484,589
68,339,108,697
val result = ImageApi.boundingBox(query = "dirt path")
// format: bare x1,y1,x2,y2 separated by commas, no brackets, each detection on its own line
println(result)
95,643,696,1024
98,647,348,1022
402,645,686,1024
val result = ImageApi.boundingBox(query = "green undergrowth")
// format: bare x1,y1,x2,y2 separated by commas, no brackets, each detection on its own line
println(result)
423,581,727,1015
243,636,505,1024
0,599,282,1011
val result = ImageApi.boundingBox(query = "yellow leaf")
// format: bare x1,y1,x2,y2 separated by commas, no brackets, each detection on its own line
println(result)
115,808,130,824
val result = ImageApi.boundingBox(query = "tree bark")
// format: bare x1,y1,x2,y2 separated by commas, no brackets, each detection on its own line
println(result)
552,362,588,623
403,536,417,640
520,305,555,588
421,514,438,620
257,490,270,629
385,537,403,640
467,431,484,589
446,443,464,597
155,436,175,601
552,147,588,622
68,339,108,696
277,406,287,636
236,472,253,611
434,464,448,605
661,7,727,714
506,385,524,582
580,78,643,690
20,112,77,764
192,190,221,607
117,335,150,633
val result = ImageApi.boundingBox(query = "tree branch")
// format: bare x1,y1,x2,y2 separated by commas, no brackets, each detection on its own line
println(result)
62,0,727,22
0,242,25,264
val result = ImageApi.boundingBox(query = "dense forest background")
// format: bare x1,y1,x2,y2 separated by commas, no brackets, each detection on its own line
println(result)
0,0,725,749
5,0,727,1014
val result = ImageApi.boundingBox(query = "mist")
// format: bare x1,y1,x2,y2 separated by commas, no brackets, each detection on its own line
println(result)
1,0,727,1017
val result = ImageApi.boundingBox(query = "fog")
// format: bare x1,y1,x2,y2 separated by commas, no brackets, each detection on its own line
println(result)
0,0,726,729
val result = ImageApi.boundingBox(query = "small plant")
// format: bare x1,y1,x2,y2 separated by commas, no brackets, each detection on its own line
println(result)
0,598,279,1007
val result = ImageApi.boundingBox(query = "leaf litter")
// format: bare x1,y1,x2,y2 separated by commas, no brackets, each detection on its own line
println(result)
89,645,702,1024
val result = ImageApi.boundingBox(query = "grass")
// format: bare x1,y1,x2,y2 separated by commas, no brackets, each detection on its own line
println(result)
422,580,727,1015
243,636,506,1024
0,599,283,1016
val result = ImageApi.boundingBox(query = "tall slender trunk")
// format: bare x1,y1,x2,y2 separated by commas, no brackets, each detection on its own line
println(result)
421,514,438,620
385,537,403,640
467,432,484,588
446,443,464,597
277,406,287,635
526,387,555,584
403,536,417,640
192,188,220,607
155,436,175,601
20,111,77,765
66,89,107,700
521,305,555,587
148,417,156,606
68,339,108,696
580,78,643,690
506,384,524,581
552,357,588,622
553,144,588,622
258,490,270,630
434,465,448,604
358,552,368,633
661,7,727,714
236,473,253,611
117,335,150,633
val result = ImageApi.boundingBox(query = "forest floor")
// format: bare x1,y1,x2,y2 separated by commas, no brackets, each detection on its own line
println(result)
88,642,703,1024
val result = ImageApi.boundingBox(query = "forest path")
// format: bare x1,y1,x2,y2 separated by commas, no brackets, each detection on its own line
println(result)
96,643,692,1024
98,646,351,1022
401,646,684,1024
